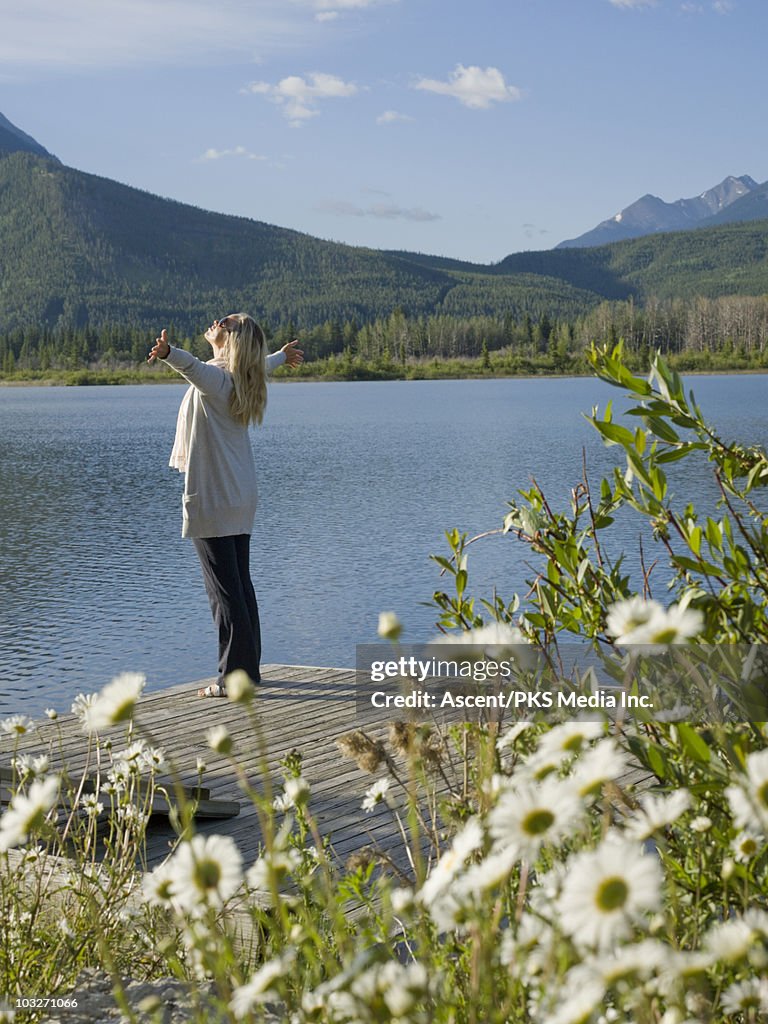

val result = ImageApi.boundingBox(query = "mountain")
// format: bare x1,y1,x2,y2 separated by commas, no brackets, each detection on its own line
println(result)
557,175,760,249
0,112,58,161
700,179,768,228
0,148,604,333
3,111,768,335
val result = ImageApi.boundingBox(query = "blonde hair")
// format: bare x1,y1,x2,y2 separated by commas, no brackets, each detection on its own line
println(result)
222,314,268,426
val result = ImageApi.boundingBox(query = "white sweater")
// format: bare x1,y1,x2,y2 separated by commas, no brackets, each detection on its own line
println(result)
163,346,286,539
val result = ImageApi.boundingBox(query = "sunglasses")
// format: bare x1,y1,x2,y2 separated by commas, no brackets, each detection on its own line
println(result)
213,317,237,332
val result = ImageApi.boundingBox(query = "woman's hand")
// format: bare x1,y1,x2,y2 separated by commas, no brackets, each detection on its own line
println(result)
280,339,304,368
147,329,171,363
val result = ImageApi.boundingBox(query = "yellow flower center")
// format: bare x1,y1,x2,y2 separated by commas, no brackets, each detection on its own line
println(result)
595,876,629,912
522,809,555,836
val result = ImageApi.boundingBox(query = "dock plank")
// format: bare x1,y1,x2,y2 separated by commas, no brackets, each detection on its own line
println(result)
2,664,655,876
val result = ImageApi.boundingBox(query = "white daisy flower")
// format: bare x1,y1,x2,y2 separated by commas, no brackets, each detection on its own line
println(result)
743,908,768,936
690,816,712,833
230,950,295,1019
378,961,429,1017
624,788,692,840
418,817,483,907
720,978,768,1016
432,621,531,662
285,776,310,807
0,776,60,852
488,776,581,862
598,939,671,984
361,778,391,813
454,843,520,898
83,672,146,733
391,887,414,914
606,597,663,645
224,669,255,703
45,708,58,720
535,720,605,761
377,611,402,640
71,693,97,726
496,721,535,751
606,597,703,647
742,748,768,829
246,848,301,891
725,782,757,831
558,837,663,950
704,918,756,963
142,863,175,907
206,725,233,755
164,834,243,916
543,970,606,1024
570,739,627,798
1,715,34,736
80,793,104,817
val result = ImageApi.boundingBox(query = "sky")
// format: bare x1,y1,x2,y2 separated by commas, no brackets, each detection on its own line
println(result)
1,0,766,263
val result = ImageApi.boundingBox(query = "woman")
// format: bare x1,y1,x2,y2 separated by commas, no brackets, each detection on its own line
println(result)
148,315,303,697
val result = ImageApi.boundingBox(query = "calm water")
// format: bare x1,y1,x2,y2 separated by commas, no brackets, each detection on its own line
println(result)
1,375,767,717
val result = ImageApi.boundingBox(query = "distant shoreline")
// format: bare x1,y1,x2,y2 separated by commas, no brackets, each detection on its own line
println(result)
3,364,768,387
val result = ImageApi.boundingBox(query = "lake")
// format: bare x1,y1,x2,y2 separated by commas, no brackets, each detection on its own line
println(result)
1,374,767,717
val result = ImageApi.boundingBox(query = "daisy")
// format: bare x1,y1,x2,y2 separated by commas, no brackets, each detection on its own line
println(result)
432,621,532,663
543,971,606,1024
454,842,520,898
1,715,34,736
704,918,755,963
720,978,768,1016
623,788,692,840
743,748,768,829
0,776,60,852
164,834,243,916
224,669,255,703
417,817,483,907
535,720,605,761
83,672,146,733
246,848,301,891
606,597,663,645
142,863,175,907
569,739,627,798
496,721,535,752
230,950,295,1019
206,725,233,755
606,597,703,647
377,611,402,640
558,837,663,950
361,778,391,813
488,776,581,862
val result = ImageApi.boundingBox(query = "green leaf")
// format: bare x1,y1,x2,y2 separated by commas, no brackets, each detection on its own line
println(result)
675,723,711,763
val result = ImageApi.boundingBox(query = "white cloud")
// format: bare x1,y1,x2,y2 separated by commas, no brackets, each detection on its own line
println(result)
318,199,440,222
196,146,267,162
312,0,396,20
414,65,521,109
608,0,658,7
376,110,415,125
0,0,313,70
245,72,358,126
712,0,734,12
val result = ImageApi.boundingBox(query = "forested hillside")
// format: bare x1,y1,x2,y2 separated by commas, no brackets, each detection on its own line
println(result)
3,149,768,378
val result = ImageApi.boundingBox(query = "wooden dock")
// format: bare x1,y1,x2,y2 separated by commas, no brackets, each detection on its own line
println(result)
2,664,654,874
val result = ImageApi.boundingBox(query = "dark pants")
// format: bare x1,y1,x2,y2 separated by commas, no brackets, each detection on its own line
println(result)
192,534,261,686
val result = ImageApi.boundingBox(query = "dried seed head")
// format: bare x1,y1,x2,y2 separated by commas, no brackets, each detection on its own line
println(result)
346,847,377,873
388,720,414,756
336,731,387,773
